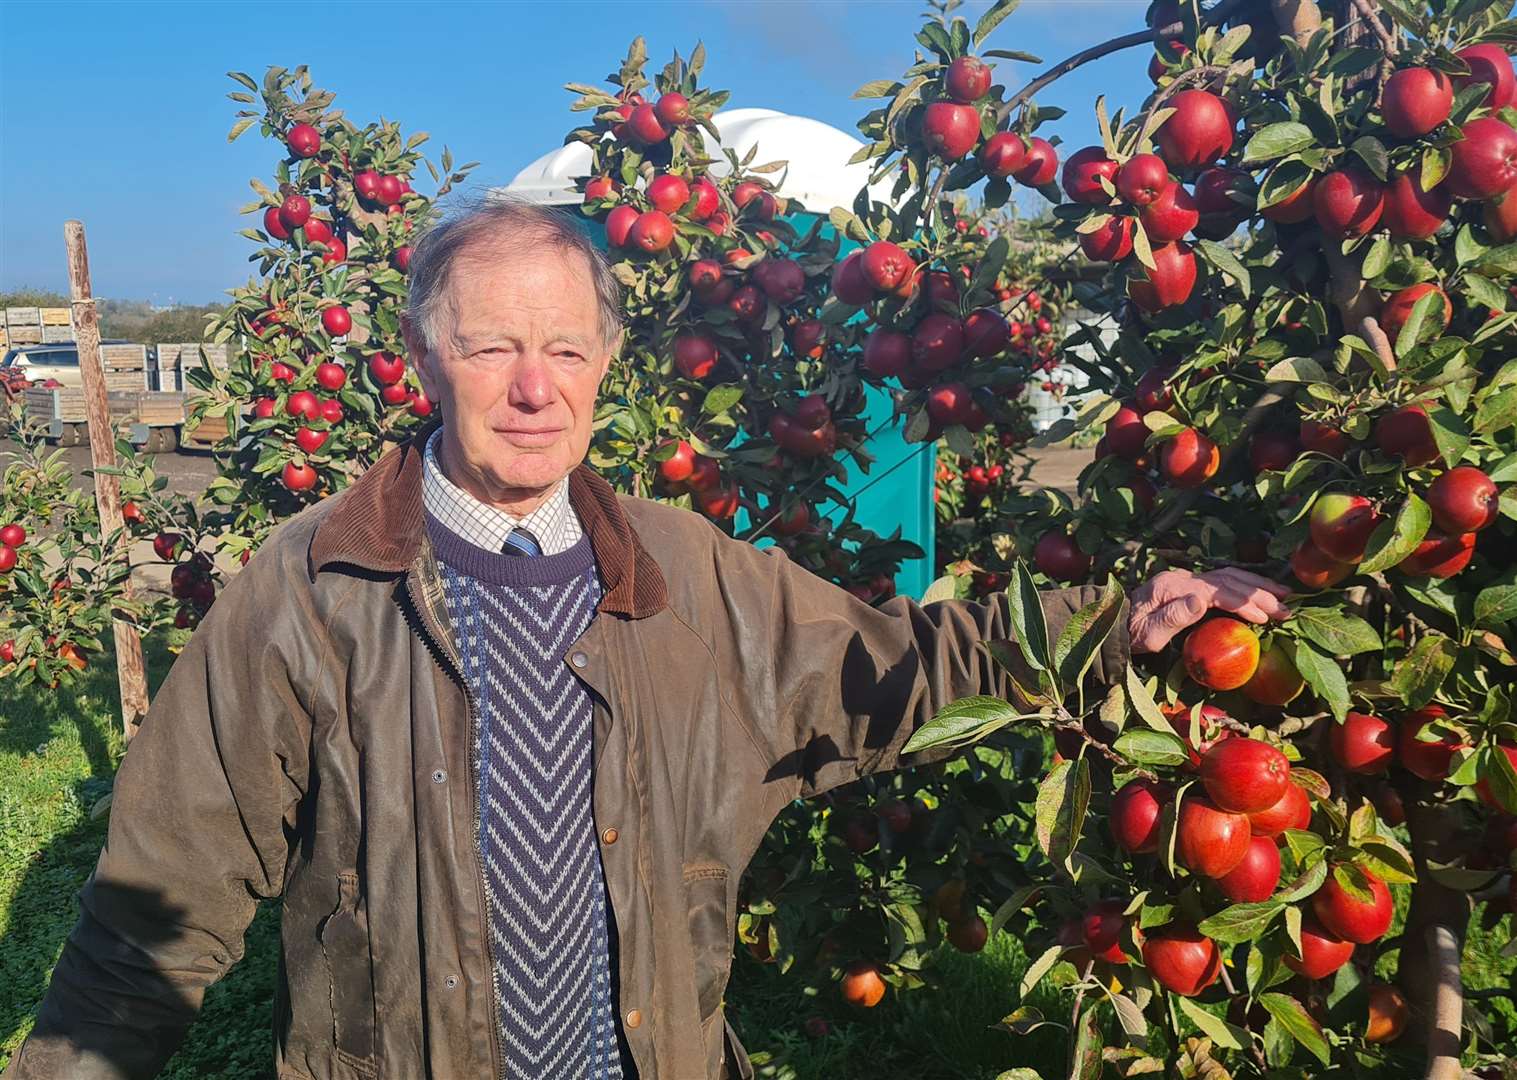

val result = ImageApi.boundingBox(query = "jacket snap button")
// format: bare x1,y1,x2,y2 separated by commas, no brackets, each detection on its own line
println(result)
625,1009,642,1029
601,827,619,845
444,975,459,990
431,769,447,784
571,651,589,669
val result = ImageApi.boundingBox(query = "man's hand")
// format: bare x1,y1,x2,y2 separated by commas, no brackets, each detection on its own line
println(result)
1128,567,1292,654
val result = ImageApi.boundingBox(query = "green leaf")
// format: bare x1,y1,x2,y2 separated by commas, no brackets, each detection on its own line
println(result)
1475,384,1517,435
1007,560,1052,671
920,574,958,605
1427,407,1471,470
1258,992,1331,1065
1052,577,1125,692
1197,900,1284,944
973,0,1021,46
1175,995,1244,1049
1390,633,1457,709
1035,757,1090,867
1125,666,1179,736
1113,729,1190,767
1275,858,1329,903
903,695,1025,754
1020,943,1066,999
1349,135,1390,181
1475,585,1517,629
1359,840,1417,884
1479,742,1517,813
1358,494,1432,575
700,384,743,416
983,48,1042,62
1292,608,1383,655
1196,239,1251,298
1394,287,1447,357
1293,641,1351,721
1243,122,1316,163
1264,356,1333,383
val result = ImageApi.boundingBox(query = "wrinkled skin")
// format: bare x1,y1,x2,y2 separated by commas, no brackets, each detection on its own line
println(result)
1128,567,1292,653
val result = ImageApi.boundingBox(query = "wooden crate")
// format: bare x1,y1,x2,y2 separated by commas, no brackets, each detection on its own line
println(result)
182,409,229,449
100,343,148,370
42,325,73,343
138,392,186,425
40,308,72,326
202,343,230,373
149,369,181,392
23,386,181,429
6,307,41,328
154,343,183,370
7,326,42,345
106,369,148,392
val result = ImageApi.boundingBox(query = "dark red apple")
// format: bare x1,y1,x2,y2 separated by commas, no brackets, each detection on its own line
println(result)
1011,137,1059,186
1063,146,1120,204
1193,166,1249,215
1117,154,1171,206
1216,834,1282,903
1105,405,1149,458
1382,168,1452,239
1249,429,1299,473
1177,796,1251,878
263,206,291,240
1033,531,1090,582
1397,705,1466,781
1260,175,1318,223
1142,923,1222,996
1082,900,1139,964
1285,917,1355,979
922,102,981,160
1382,67,1453,138
1134,368,1174,413
1079,215,1136,261
862,330,912,378
1397,529,1476,578
286,122,321,157
1248,781,1311,838
1127,241,1197,311
963,308,1010,358
1299,419,1349,457
1375,404,1439,467
1200,738,1291,814
979,132,1026,178
673,331,719,380
1156,90,1234,169
1111,778,1167,854
1313,866,1393,943
1331,712,1397,774
626,103,670,145
1448,117,1517,199
1314,168,1385,239
1427,466,1498,533
831,251,875,306
911,314,966,371
1380,283,1452,345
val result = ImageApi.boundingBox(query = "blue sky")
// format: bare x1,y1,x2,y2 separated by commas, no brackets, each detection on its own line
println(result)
1,0,1152,305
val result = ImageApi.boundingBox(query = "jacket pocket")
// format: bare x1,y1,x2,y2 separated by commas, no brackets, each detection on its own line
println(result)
683,863,732,1021
318,872,378,1073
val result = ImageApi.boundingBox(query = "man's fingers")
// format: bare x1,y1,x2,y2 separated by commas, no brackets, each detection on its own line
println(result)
1211,567,1292,600
1227,601,1272,624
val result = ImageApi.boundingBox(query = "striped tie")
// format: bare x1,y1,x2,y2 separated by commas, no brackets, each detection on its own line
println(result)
502,527,541,557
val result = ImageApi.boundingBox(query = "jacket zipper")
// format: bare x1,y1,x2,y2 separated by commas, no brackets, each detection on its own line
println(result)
403,567,507,1080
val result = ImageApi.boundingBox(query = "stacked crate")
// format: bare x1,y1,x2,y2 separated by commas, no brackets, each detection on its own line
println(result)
41,308,73,343
151,343,183,392
5,308,43,346
99,343,151,391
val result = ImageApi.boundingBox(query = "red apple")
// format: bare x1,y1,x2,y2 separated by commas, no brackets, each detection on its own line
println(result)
629,210,675,253
583,175,617,202
1291,540,1355,589
1156,90,1234,169
1216,834,1282,903
314,362,346,391
1314,168,1385,238
626,103,669,145
1249,429,1299,473
369,353,406,385
1063,146,1119,204
353,170,382,203
286,390,319,420
1449,117,1517,200
1285,917,1355,979
1397,529,1476,578
277,194,311,231
979,132,1026,178
1330,712,1397,774
321,306,352,336
1485,182,1517,241
1382,67,1453,138
1177,796,1252,878
1383,168,1452,239
922,102,981,160
262,206,291,240
840,961,885,1008
318,398,344,424
1310,493,1382,563
295,427,328,454
946,55,992,102
926,382,975,427
698,483,740,520
963,308,1010,358
1476,744,1517,810
1105,405,1149,458
1128,241,1197,311
0,523,25,548
1260,175,1318,223
1080,215,1136,261
1248,781,1311,838
408,390,433,418
753,258,806,306
0,545,15,573
1299,419,1350,457
1142,923,1222,996
1139,182,1199,242
282,461,318,492
1184,617,1261,691
606,204,639,248
1117,153,1171,207
1427,466,1498,533
1313,866,1393,943
1033,531,1090,582
647,173,690,214
1380,283,1452,345
1082,900,1139,963
831,251,875,306
860,241,915,292
654,92,691,127
1375,404,1439,466
1455,44,1517,111
286,122,321,157
912,314,966,371
1012,137,1059,187
1398,705,1466,781
689,178,719,220
302,217,333,245
1193,166,1248,215
1134,368,1174,413
1242,642,1305,706
657,439,697,484
1111,778,1167,854
376,174,403,206
1201,738,1291,814
1160,426,1219,487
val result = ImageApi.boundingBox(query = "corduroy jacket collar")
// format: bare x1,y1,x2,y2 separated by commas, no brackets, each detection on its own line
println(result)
307,421,667,619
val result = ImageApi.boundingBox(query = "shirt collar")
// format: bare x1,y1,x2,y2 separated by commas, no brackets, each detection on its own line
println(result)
421,428,579,554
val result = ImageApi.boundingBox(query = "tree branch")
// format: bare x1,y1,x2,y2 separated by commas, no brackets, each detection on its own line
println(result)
1358,315,1398,373
1422,923,1463,1080
995,0,1252,124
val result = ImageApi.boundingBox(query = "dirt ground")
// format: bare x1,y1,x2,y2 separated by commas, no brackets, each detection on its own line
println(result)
23,442,1092,597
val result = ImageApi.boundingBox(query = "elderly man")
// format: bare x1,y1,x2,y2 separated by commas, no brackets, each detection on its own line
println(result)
11,198,1289,1080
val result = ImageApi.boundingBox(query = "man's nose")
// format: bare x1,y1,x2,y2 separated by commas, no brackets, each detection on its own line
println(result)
507,354,555,409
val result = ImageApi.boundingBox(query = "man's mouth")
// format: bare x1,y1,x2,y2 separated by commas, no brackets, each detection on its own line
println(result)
494,427,564,447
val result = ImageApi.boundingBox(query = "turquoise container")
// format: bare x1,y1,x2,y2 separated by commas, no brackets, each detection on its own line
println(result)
575,210,936,601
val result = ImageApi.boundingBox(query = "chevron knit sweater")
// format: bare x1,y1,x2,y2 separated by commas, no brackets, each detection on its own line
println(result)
427,515,636,1079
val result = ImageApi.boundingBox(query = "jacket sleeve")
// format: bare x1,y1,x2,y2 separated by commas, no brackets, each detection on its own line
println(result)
8,559,313,1080
706,531,1129,802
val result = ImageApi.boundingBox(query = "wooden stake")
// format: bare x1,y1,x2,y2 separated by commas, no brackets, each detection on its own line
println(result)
65,220,150,739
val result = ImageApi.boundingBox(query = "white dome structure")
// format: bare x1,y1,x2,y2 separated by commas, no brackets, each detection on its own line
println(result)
500,108,900,214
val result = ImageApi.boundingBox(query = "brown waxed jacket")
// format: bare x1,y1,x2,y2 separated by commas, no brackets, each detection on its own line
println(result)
8,423,1128,1080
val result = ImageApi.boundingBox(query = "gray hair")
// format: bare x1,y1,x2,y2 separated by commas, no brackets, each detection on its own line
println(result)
402,192,625,355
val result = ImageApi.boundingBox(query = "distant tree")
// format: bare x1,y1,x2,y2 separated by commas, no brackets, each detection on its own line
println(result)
0,288,70,309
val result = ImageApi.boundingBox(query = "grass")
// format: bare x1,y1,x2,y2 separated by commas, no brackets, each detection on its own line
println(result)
2,648,1514,1078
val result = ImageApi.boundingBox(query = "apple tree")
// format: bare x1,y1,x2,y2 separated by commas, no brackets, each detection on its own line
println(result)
901,0,1517,1075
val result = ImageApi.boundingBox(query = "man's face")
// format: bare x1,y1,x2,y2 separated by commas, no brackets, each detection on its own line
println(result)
406,240,615,508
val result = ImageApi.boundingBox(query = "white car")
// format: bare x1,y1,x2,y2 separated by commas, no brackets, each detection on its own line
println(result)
0,342,133,389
